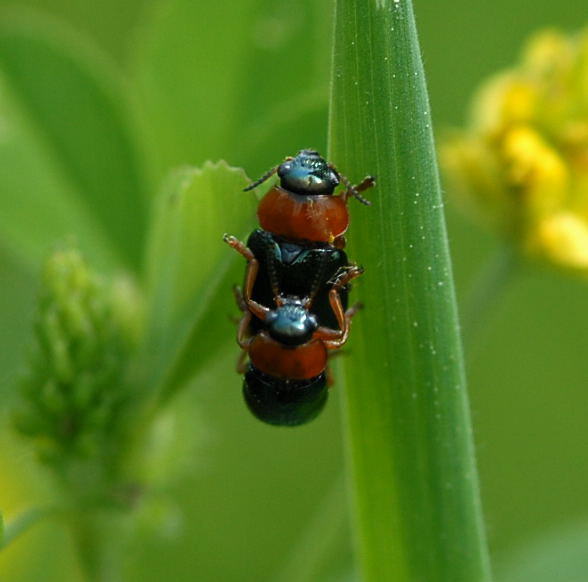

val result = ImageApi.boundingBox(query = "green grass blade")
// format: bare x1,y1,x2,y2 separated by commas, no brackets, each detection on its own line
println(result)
329,1,492,581
142,161,255,402
0,507,57,551
0,12,147,271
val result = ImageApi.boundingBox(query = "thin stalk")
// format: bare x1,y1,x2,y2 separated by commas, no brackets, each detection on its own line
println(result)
68,509,128,582
0,506,57,550
462,245,519,343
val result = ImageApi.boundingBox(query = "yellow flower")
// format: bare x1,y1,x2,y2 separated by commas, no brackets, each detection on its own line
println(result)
442,29,588,273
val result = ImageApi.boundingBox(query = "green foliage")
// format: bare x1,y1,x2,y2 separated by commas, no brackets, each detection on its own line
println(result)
329,0,490,580
132,0,332,180
141,162,255,403
7,162,256,578
498,521,588,582
0,0,587,581
13,249,136,485
0,13,145,272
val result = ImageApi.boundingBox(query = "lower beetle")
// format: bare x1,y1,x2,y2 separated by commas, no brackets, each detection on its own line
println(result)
224,234,363,426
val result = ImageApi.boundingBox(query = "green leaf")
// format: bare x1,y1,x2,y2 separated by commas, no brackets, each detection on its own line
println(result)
132,0,332,182
0,506,56,551
142,161,256,403
0,74,118,272
498,522,588,582
329,1,491,581
0,12,147,270
273,476,350,582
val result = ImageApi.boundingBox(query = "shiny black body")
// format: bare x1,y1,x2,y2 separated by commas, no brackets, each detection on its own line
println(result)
244,148,373,206
277,149,339,195
240,228,345,426
235,149,371,427
244,149,340,196
265,301,318,346
246,228,349,331
243,365,327,426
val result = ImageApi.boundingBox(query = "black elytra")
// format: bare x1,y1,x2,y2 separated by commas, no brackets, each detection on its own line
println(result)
246,228,350,332
243,365,328,426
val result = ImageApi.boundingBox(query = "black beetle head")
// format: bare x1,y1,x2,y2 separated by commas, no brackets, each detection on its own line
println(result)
265,299,318,346
277,150,339,195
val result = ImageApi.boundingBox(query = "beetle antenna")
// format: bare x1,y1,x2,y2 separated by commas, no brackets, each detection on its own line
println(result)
336,169,373,206
243,165,279,192
307,254,328,306
261,235,281,301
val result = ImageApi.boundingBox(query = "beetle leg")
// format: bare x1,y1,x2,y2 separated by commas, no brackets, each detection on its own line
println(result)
345,301,364,319
314,266,364,347
331,264,364,291
233,285,247,312
224,234,270,321
236,350,249,374
237,310,254,350
223,233,255,263
355,175,376,193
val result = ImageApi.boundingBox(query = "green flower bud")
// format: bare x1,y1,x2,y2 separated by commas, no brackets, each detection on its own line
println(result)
14,248,140,480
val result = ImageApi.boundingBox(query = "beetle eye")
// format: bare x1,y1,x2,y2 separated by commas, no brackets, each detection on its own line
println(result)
278,162,292,176
265,311,278,324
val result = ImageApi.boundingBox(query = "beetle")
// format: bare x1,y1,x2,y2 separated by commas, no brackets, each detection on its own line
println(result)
245,149,374,245
224,233,363,426
245,228,351,331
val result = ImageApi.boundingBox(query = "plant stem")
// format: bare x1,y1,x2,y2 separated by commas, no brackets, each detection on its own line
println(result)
69,509,127,582
0,506,56,550
461,245,519,343
329,0,492,580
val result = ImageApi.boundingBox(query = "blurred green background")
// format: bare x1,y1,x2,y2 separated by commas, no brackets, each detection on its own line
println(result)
0,0,587,580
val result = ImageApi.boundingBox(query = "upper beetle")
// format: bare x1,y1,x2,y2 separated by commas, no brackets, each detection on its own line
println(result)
245,150,374,245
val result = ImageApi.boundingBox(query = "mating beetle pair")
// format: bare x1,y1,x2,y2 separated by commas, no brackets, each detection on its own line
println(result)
225,150,374,426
